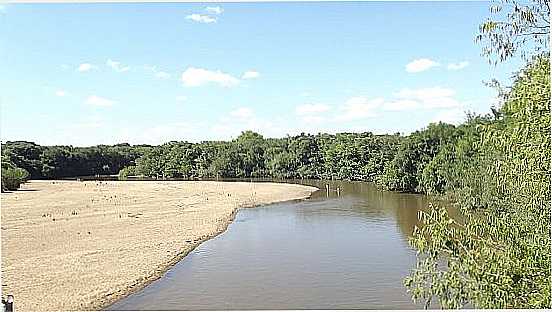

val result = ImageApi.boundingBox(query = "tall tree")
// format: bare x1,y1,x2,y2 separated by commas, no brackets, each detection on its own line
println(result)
476,0,550,63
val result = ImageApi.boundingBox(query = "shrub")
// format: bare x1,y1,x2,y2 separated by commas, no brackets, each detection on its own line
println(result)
118,166,136,181
1,167,30,191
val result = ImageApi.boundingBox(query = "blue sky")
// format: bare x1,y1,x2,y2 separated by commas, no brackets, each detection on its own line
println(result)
0,2,522,146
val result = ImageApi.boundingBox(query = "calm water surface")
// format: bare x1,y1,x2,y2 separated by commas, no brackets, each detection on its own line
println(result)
109,180,432,310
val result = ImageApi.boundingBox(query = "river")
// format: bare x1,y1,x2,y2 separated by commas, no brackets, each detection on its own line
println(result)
108,179,432,310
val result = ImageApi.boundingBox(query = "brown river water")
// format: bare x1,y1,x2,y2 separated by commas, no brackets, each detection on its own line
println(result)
108,179,437,310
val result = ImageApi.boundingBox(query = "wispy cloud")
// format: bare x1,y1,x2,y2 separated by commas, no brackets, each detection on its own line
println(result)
431,107,466,124
229,107,254,120
155,71,171,79
205,6,224,15
77,63,97,72
383,99,420,111
394,87,460,109
106,59,130,72
211,107,287,140
405,58,440,73
55,90,67,97
295,103,330,115
296,103,331,123
181,67,240,87
187,6,223,24
447,61,469,71
143,65,171,80
85,95,116,107
186,14,217,24
242,70,260,79
336,86,462,115
336,97,384,121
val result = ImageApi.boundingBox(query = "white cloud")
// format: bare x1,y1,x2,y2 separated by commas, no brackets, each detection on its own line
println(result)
142,122,196,144
76,121,103,129
155,71,171,79
55,90,67,97
181,67,240,87
395,87,460,108
143,65,171,80
211,111,287,141
405,58,440,73
336,97,384,121
77,63,97,72
384,99,420,111
205,6,223,15
85,95,116,107
295,103,330,115
176,95,187,102
106,59,130,72
242,70,260,79
301,115,327,124
186,14,217,23
296,103,331,124
229,107,254,120
395,87,455,99
447,61,469,71
431,108,466,124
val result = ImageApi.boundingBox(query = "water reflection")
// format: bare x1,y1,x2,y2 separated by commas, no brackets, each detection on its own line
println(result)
296,180,429,242
109,180,438,310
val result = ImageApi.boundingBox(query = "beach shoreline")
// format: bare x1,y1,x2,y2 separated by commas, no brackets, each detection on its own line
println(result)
1,180,318,311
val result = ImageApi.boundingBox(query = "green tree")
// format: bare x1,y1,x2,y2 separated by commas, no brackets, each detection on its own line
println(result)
118,165,136,180
1,163,29,191
476,0,550,63
405,56,551,309
381,122,458,193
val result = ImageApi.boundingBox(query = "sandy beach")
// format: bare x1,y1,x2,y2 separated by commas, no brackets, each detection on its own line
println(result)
0,180,317,311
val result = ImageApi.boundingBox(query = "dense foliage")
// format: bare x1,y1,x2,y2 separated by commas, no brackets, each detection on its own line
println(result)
405,56,551,308
1,131,403,185
0,142,151,180
126,131,403,181
1,157,29,191
379,122,459,193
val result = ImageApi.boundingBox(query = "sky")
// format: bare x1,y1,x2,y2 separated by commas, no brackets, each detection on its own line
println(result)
0,1,523,146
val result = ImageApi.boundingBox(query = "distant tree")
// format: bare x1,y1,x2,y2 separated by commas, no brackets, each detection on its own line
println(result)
235,131,267,177
118,166,136,180
381,123,458,193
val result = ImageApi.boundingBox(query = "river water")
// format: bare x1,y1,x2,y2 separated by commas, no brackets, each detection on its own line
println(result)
108,180,432,310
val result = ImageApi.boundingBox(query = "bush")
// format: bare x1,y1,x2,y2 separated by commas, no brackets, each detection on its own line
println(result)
1,167,30,191
118,166,136,180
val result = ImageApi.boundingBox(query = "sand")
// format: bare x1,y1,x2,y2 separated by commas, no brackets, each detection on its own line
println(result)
0,180,317,311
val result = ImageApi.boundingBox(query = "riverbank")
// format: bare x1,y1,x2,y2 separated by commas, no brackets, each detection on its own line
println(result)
1,180,317,311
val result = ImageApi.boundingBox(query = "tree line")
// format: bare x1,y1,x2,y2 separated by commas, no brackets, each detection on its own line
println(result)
1,142,151,191
1,131,405,187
